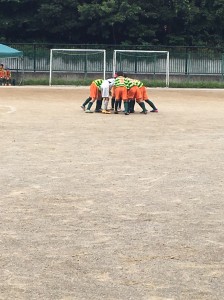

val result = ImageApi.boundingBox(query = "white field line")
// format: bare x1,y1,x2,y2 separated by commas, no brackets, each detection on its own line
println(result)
0,105,17,114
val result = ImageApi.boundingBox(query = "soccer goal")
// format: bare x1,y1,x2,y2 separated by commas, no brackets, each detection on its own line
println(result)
113,50,170,87
49,49,106,86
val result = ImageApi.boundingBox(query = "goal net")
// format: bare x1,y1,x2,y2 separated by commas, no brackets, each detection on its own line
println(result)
113,50,169,87
49,49,106,86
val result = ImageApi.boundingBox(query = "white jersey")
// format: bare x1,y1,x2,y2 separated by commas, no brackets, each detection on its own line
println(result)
101,78,115,97
106,78,115,89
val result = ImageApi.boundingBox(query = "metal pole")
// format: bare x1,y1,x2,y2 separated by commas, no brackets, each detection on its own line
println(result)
49,49,53,86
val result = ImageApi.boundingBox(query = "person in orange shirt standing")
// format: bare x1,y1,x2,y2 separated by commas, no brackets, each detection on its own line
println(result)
0,64,6,86
4,67,12,86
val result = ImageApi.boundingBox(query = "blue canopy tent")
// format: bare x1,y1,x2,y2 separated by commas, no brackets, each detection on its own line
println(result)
0,44,24,85
0,44,23,58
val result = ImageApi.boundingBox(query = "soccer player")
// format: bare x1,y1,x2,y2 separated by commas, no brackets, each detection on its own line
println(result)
126,77,147,114
113,71,129,115
135,79,158,112
101,78,115,114
80,79,103,113
110,87,122,111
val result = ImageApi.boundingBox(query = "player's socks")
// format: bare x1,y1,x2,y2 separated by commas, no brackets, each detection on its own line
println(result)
86,102,93,111
138,102,147,114
129,100,135,113
104,100,109,110
145,99,157,110
118,100,122,109
124,102,129,115
115,100,119,112
111,97,115,109
82,97,91,107
95,99,102,112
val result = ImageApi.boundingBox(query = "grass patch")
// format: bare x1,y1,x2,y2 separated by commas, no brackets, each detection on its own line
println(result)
22,78,224,89
144,80,224,89
169,81,224,88
23,78,93,86
23,79,49,85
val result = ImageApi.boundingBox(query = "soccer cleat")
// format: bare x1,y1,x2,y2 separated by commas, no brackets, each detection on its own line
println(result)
150,109,158,113
125,112,130,115
85,110,93,113
95,109,102,113
102,110,111,114
114,111,119,114
80,105,85,111
140,111,148,114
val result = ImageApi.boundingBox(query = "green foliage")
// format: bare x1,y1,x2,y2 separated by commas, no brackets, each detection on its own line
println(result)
1,0,224,46
24,79,49,85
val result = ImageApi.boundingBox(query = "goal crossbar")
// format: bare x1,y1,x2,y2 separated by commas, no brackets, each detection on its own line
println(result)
113,50,170,87
49,49,106,86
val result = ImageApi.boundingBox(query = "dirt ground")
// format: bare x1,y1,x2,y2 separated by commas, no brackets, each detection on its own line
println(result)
0,86,224,300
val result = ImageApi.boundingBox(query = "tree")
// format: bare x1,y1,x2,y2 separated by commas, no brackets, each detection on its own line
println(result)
77,0,143,44
35,0,81,43
0,0,41,42
0,0,224,46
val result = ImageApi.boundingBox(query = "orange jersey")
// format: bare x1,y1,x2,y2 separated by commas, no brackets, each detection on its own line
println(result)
0,69,5,78
5,69,11,79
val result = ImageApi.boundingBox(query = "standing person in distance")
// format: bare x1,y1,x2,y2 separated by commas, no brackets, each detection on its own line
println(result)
0,64,5,86
4,67,12,86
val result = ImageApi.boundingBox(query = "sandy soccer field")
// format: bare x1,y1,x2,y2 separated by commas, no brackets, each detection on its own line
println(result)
0,86,224,300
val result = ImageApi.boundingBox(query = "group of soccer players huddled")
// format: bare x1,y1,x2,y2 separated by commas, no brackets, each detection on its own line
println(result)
80,71,158,115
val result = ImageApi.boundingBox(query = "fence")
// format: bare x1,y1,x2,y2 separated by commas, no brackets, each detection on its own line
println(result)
2,43,224,80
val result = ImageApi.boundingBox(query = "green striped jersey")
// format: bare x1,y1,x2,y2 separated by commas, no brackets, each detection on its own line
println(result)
134,79,143,88
93,79,103,88
125,77,137,89
114,76,128,87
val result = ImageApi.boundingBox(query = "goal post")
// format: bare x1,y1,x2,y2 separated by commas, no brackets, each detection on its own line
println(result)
113,50,170,87
49,49,106,86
